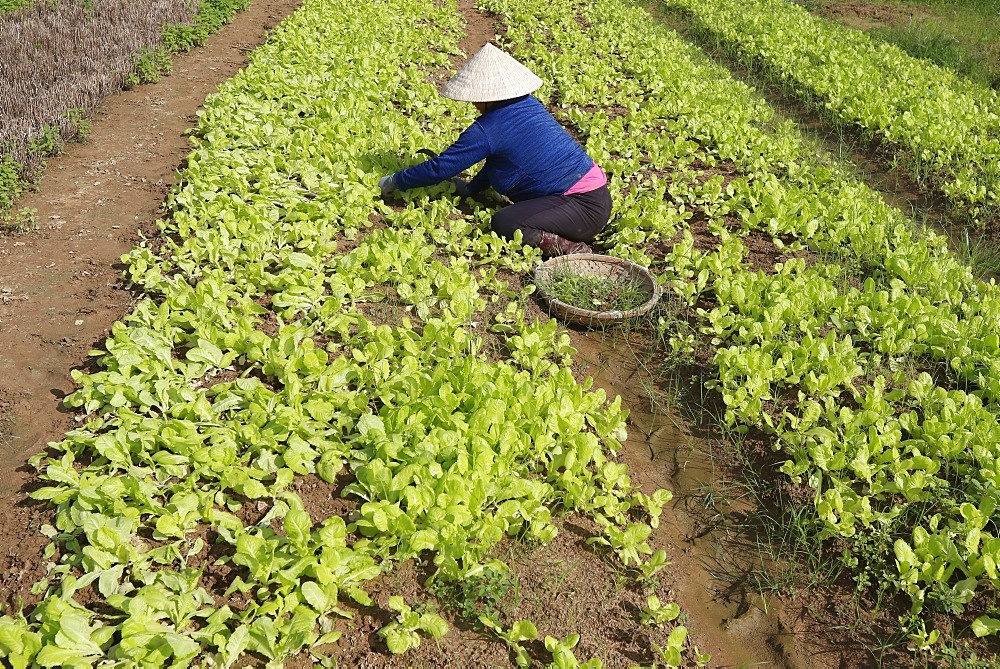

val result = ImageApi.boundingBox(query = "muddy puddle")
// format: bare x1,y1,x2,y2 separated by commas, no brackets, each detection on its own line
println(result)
569,325,838,668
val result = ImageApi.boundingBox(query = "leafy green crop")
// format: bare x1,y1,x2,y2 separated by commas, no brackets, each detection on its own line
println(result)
661,0,1000,225
639,595,680,627
481,0,1000,649
480,617,538,668
0,0,32,13
0,155,26,214
377,596,448,654
21,0,1000,658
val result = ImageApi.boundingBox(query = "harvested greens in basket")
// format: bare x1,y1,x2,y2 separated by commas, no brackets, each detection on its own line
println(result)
540,268,648,312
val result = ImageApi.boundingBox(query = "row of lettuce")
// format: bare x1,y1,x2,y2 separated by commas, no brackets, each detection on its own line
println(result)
660,0,1000,226
0,0,686,667
485,0,1000,646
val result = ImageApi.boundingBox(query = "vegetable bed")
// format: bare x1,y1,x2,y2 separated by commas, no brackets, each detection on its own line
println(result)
659,0,1000,226
5,0,1000,663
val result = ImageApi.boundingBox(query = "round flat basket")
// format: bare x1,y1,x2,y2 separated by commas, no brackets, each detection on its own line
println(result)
534,253,662,326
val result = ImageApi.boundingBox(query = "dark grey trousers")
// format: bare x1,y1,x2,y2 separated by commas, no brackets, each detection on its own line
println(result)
490,185,612,247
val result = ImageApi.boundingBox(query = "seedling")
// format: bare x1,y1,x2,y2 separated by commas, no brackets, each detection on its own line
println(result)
638,550,670,582
0,207,37,235
628,626,702,669
428,565,516,628
588,522,654,567
377,596,449,654
544,633,603,669
480,617,537,668
632,490,673,529
639,595,680,627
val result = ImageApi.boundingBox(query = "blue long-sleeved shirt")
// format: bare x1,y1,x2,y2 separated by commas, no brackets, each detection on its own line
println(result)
391,95,595,202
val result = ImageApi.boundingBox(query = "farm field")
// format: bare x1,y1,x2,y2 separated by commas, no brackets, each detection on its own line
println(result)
2,0,1000,667
657,0,1000,232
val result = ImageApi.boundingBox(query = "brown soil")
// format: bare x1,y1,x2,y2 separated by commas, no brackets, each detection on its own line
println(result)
457,0,498,54
0,0,303,611
804,0,934,32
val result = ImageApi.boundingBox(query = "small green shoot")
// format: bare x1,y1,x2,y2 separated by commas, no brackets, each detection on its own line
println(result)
588,522,654,567
628,626,694,669
632,489,673,529
0,207,37,235
480,617,537,668
544,633,603,669
428,565,515,628
638,550,670,582
639,595,680,627
377,596,448,654
905,620,940,653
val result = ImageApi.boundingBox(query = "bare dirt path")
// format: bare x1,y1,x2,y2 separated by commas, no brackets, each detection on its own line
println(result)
0,0,302,610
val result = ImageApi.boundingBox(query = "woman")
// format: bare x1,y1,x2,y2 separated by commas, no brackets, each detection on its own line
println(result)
378,43,611,257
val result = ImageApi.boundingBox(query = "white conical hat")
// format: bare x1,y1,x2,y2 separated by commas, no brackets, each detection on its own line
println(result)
440,43,543,102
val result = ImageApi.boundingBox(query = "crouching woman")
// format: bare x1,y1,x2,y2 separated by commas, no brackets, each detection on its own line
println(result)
379,43,611,257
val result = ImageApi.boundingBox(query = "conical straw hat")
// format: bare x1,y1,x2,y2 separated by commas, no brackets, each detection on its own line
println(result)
440,43,543,102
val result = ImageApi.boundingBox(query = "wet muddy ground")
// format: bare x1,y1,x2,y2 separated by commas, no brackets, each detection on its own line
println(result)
571,325,830,668
568,306,885,668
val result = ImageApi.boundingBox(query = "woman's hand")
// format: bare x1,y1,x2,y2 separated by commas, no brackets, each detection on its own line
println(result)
452,177,473,198
378,174,396,197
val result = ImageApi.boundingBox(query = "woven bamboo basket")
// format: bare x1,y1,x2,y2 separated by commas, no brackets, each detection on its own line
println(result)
534,253,662,326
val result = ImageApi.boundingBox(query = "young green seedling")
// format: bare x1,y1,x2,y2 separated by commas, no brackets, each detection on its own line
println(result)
639,596,680,627
588,522,654,567
479,617,537,668
377,596,448,654
638,550,670,582
544,633,603,669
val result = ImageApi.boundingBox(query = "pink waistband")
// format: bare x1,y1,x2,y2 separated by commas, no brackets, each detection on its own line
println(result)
563,162,608,195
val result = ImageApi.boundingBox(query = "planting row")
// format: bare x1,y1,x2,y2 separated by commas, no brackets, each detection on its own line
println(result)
485,0,1000,646
660,0,1000,225
0,0,687,666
